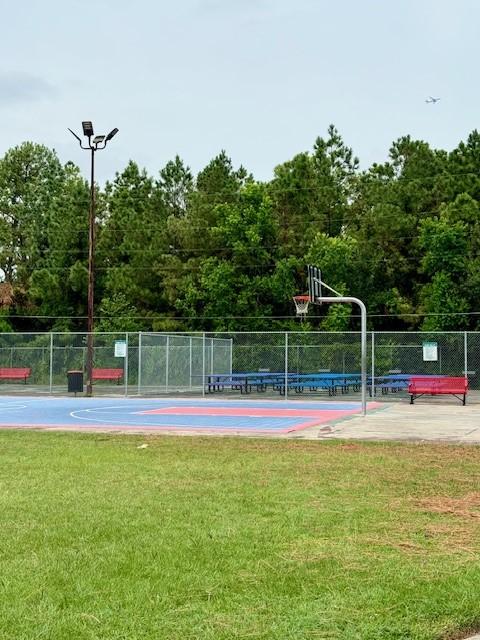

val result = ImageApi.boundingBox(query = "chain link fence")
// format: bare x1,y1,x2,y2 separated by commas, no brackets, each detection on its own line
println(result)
137,333,232,395
372,332,466,377
0,331,477,401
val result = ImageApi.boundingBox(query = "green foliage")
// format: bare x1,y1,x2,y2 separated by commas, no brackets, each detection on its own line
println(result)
320,303,352,331
2,127,480,332
419,217,468,276
96,293,143,333
157,155,193,218
0,142,65,284
68,261,88,294
419,273,469,331
270,125,358,255
307,233,360,292
0,310,12,332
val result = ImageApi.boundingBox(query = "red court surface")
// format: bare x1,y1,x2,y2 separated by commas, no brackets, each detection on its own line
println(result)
0,397,381,435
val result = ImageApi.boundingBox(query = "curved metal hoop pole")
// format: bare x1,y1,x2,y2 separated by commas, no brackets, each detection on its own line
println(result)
316,296,367,416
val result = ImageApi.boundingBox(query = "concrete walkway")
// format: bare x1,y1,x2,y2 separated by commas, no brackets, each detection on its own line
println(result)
292,401,480,443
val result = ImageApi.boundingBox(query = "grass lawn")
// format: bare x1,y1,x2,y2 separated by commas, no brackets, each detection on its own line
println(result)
0,431,479,639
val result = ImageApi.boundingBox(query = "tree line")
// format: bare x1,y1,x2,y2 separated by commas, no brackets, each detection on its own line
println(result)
1,124,479,333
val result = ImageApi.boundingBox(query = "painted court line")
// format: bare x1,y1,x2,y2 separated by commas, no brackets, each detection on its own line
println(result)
0,403,28,411
136,406,360,417
69,410,311,432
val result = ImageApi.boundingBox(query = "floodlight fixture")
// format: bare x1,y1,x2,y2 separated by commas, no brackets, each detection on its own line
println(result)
105,127,119,142
82,121,94,137
93,135,105,144
67,128,82,144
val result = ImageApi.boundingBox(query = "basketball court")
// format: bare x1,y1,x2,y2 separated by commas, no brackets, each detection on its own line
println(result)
1,395,478,444
0,396,379,435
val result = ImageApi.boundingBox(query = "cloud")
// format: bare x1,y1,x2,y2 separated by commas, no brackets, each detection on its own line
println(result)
0,71,56,106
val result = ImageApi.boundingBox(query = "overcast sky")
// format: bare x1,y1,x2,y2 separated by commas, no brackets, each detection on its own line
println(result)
0,0,478,183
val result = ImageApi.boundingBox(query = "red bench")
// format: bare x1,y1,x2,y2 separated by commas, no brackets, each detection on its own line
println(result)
0,367,32,383
408,376,468,405
92,368,124,384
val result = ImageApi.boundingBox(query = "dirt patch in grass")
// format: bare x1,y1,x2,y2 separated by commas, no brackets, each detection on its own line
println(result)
337,442,363,451
362,536,428,554
391,524,479,556
349,501,480,557
416,493,480,519
443,625,480,640
423,523,478,550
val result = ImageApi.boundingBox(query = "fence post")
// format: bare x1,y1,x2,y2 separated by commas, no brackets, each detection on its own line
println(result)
124,332,129,397
49,332,53,394
189,336,193,389
202,333,206,398
284,332,288,400
464,331,468,381
371,331,375,398
137,332,142,395
165,335,170,393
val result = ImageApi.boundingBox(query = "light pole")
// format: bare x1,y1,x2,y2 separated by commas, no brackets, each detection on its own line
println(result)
68,122,119,396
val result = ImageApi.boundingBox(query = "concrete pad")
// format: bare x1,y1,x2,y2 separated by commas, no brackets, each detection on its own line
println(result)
292,402,480,443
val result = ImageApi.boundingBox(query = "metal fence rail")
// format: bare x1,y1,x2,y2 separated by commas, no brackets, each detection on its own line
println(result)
0,331,477,402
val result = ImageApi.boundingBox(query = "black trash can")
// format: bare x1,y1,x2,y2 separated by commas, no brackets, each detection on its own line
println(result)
67,370,84,395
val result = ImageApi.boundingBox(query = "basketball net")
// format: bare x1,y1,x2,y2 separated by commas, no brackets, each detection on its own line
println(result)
293,295,310,318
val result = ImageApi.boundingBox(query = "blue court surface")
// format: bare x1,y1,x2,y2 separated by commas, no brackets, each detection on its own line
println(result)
0,396,379,435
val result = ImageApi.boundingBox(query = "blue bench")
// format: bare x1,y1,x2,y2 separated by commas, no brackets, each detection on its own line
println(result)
275,373,362,396
206,373,285,394
207,372,364,396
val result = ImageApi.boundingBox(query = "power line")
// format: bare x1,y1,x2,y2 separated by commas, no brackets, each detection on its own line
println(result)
3,310,480,320
1,250,473,271
0,202,470,240
2,168,480,208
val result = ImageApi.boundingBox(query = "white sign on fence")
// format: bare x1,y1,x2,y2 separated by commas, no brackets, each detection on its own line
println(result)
422,341,438,361
114,340,127,358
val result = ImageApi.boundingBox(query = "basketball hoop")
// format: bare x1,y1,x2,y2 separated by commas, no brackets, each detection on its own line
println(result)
293,295,310,317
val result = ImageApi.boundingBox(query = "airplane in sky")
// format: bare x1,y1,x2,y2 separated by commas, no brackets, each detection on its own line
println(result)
425,96,441,104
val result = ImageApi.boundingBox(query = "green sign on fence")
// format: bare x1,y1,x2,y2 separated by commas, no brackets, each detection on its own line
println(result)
422,341,438,362
114,340,127,358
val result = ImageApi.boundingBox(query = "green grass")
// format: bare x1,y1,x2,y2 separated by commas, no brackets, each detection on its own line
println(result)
0,431,479,639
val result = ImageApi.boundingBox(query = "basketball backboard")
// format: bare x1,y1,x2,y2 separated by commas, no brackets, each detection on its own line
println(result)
307,265,322,303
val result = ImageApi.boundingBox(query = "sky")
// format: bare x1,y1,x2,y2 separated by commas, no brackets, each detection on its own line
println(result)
0,0,479,183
